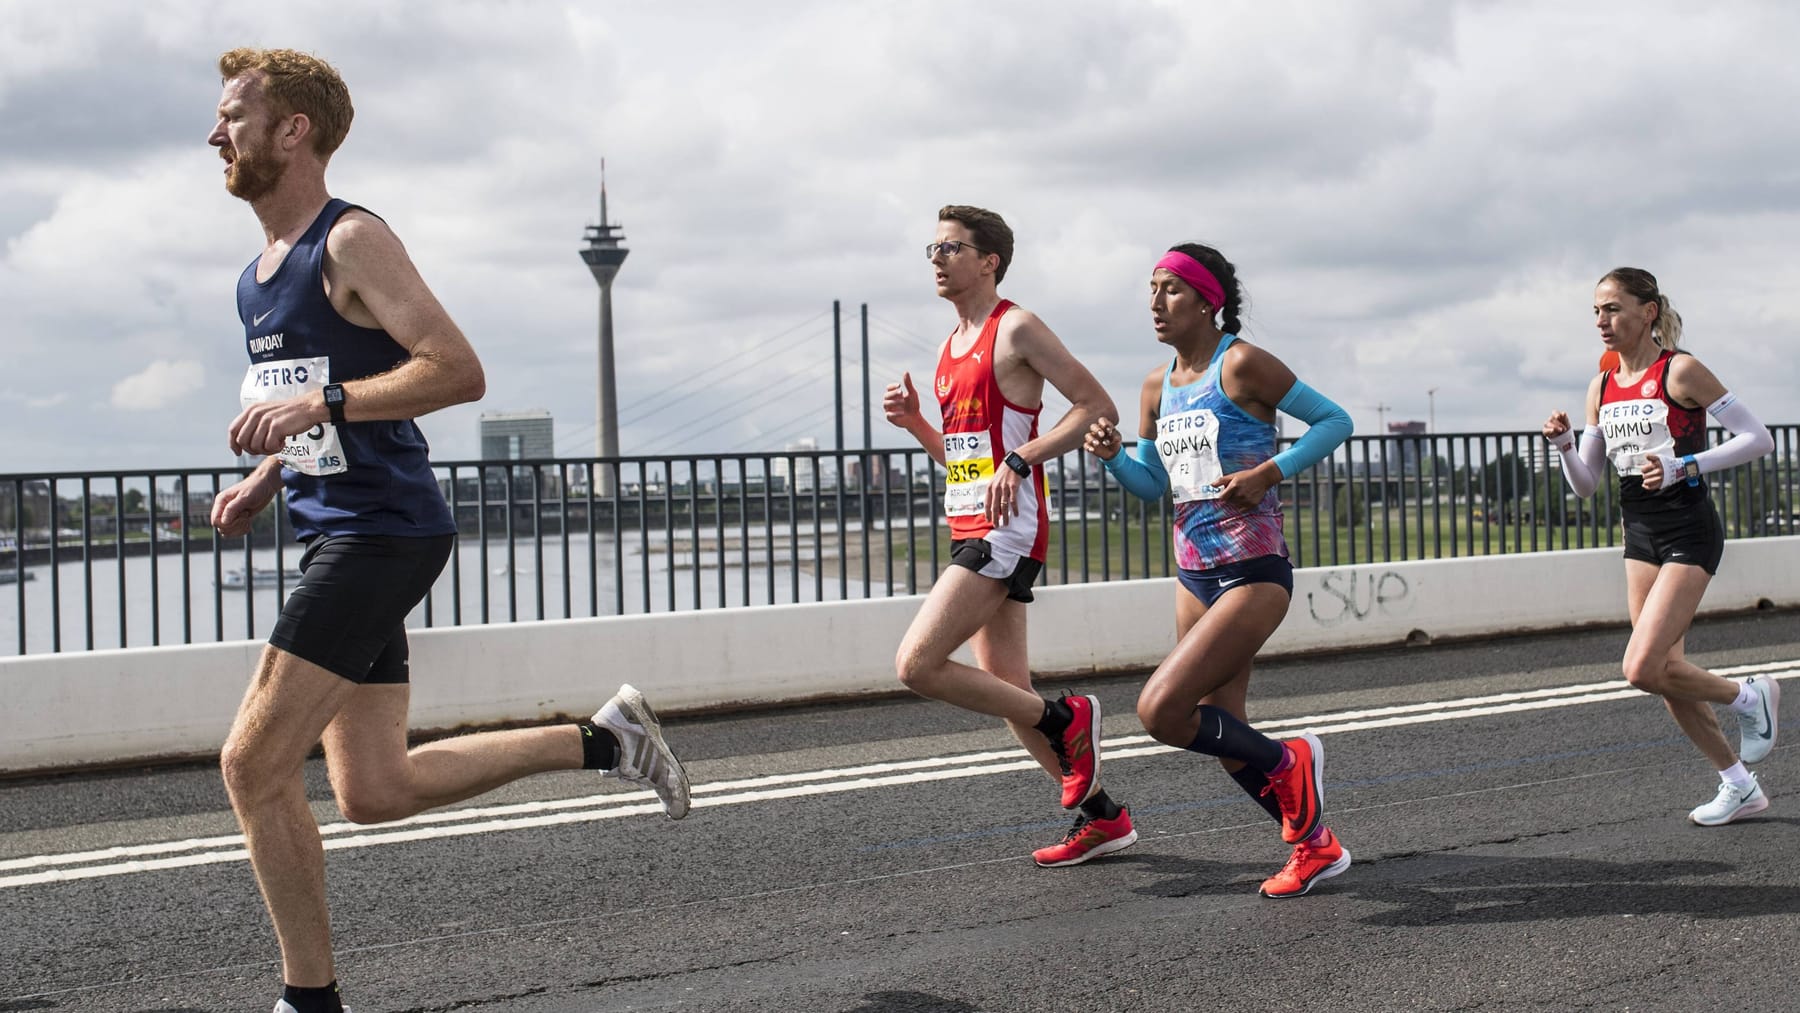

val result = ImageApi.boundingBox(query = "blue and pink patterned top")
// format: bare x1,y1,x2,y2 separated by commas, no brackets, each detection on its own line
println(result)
1154,335,1289,570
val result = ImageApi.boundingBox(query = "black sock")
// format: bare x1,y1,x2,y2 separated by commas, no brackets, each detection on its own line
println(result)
577,721,620,770
1079,788,1122,821
281,982,344,1013
1034,697,1073,739
1184,705,1284,772
1227,764,1283,824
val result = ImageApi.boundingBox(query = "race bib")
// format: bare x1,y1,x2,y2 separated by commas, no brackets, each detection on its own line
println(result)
1157,409,1223,502
1598,398,1670,477
240,356,348,476
942,431,993,517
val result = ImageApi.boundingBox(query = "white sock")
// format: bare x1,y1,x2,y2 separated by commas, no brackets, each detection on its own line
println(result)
1729,680,1759,714
1720,762,1754,788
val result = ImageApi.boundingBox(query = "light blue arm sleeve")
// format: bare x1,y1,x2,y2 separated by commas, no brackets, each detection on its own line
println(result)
1270,381,1353,479
1102,437,1169,501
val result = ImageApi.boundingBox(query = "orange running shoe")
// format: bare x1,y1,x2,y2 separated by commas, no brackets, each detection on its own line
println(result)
1263,732,1324,843
1260,827,1351,898
1049,694,1103,808
1032,808,1138,868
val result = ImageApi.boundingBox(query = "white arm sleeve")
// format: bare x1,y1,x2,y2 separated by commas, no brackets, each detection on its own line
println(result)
1557,424,1604,499
1694,392,1775,474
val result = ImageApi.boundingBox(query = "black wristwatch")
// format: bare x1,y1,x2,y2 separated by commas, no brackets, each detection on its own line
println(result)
322,383,347,425
1002,451,1032,477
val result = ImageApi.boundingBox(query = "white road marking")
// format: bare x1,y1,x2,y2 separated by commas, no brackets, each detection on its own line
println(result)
4,665,1795,891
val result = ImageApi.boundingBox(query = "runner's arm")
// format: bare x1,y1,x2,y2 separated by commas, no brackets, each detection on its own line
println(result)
1545,374,1605,498
1645,355,1774,480
1215,342,1336,505
210,457,284,534
321,212,486,422
1008,314,1117,468
1270,381,1353,479
1101,368,1170,500
883,371,945,464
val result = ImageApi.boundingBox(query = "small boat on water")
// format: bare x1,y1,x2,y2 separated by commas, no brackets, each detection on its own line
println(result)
0,569,35,585
219,567,304,590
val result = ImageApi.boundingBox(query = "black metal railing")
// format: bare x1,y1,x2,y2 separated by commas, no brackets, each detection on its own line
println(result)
3,426,1796,655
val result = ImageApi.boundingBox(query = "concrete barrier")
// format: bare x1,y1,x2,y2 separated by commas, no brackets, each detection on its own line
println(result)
4,539,1797,774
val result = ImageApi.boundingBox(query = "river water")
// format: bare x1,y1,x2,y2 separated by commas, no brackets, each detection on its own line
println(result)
0,528,913,656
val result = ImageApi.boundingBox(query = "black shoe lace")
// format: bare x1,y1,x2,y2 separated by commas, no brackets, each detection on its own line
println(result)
1059,813,1091,843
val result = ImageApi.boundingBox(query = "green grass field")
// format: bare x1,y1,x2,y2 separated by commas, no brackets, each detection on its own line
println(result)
875,506,1633,586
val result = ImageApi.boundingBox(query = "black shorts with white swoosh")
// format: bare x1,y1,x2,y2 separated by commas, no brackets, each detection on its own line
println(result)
1622,497,1725,575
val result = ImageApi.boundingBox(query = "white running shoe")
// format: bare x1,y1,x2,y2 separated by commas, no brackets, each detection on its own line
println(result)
1689,775,1769,826
1738,675,1781,764
274,1002,352,1013
593,684,691,819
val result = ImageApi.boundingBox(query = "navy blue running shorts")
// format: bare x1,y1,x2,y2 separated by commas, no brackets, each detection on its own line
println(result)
1177,554,1294,609
268,533,453,683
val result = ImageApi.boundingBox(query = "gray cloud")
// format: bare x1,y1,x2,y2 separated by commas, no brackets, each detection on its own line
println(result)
0,0,1796,474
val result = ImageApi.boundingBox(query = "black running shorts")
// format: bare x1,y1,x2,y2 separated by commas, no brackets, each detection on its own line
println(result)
1621,499,1725,576
268,533,454,683
949,537,1044,603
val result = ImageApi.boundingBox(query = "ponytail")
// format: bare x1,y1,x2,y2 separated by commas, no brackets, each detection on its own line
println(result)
1654,294,1683,349
1600,267,1681,349
1169,242,1246,335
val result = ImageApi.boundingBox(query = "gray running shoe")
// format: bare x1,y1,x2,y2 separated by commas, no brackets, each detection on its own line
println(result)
594,684,691,819
1689,776,1768,826
1738,675,1781,764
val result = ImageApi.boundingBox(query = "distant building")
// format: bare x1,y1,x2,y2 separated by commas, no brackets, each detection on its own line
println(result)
776,437,819,493
480,410,555,461
1387,419,1427,474
846,453,907,490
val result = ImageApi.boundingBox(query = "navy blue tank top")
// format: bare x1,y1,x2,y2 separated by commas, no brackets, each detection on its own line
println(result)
236,198,456,540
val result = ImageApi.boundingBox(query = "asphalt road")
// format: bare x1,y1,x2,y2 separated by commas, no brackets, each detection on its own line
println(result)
5,608,1800,1013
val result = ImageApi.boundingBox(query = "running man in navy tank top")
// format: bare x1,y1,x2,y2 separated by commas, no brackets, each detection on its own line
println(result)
205,49,688,1013
884,206,1132,868
1544,268,1777,828
1085,243,1355,898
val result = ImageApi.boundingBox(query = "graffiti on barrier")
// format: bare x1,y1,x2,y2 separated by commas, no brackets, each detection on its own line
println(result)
1306,569,1414,627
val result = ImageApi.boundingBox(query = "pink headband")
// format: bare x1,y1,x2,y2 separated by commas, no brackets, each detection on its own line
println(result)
1154,251,1225,309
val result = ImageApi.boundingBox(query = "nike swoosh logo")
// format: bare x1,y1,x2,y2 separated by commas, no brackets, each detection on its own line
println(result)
1219,577,1244,588
252,309,274,327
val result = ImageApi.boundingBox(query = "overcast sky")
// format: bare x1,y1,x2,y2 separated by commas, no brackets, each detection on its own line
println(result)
3,0,1798,474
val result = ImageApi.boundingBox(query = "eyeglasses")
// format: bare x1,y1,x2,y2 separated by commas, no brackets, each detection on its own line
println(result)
925,240,987,260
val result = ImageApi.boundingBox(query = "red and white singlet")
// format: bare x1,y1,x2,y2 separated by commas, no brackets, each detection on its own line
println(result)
933,299,1050,563
1597,348,1708,511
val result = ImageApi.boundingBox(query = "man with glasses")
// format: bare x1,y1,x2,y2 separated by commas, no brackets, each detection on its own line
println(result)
883,204,1133,867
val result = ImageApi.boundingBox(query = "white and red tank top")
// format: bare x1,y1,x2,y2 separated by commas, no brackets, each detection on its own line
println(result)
934,299,1049,561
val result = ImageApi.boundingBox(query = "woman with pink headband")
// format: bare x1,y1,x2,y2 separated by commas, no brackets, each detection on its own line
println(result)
1083,242,1354,898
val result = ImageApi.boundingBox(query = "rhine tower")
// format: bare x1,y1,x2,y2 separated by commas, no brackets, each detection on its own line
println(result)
579,164,629,494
